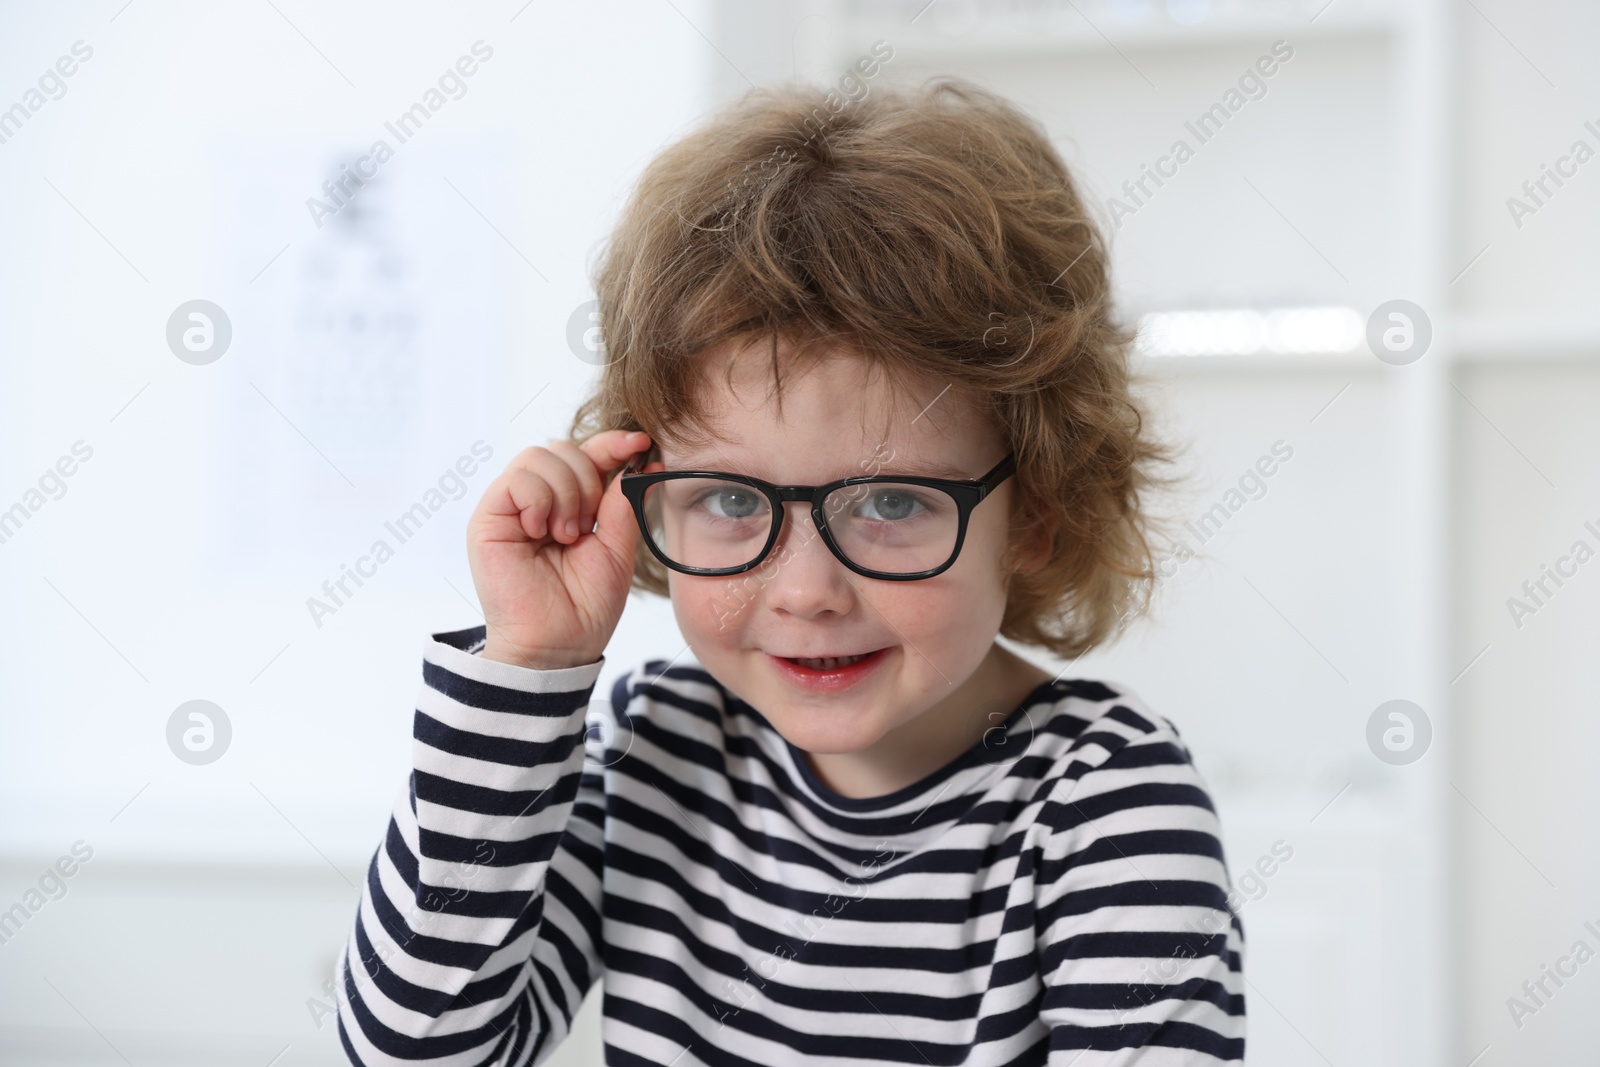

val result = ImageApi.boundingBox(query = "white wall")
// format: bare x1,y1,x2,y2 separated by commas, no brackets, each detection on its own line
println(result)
0,1,706,1062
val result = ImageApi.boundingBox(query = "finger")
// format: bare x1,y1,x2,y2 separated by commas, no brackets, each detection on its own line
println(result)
579,429,653,533
480,446,582,543
577,428,653,479
545,439,606,535
471,455,551,543
517,447,588,543
500,465,558,541
588,441,658,561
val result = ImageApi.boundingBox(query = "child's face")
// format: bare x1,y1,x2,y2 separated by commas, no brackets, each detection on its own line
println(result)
657,340,1028,759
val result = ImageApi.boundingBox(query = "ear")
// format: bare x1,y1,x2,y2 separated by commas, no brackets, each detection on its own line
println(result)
1004,506,1055,578
1017,511,1056,574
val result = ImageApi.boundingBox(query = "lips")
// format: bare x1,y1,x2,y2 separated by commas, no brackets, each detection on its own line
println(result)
766,647,892,692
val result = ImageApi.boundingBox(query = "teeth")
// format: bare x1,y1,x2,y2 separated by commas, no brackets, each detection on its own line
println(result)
793,653,870,670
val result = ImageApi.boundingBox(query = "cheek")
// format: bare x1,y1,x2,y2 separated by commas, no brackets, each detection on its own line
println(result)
943,514,1016,600
669,573,754,644
876,510,1011,629
891,575,1002,641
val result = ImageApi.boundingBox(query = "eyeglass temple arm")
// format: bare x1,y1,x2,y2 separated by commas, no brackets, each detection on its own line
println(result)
620,447,653,476
978,452,1017,493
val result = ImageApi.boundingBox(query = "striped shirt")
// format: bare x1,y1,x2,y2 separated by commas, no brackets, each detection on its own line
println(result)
334,624,1246,1065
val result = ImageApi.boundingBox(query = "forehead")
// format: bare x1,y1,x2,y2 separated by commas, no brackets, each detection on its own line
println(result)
660,338,995,476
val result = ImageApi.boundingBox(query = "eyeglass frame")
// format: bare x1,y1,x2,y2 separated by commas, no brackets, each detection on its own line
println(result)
617,450,1018,581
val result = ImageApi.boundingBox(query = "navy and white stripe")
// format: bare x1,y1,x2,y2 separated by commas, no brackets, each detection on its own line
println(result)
334,624,1246,1065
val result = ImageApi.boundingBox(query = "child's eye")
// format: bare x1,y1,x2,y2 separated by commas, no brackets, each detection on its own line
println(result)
852,489,929,523
693,486,766,520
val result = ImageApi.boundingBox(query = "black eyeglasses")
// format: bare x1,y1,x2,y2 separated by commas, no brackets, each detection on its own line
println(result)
618,452,1017,581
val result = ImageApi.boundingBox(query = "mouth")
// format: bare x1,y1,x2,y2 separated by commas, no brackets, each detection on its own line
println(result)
765,647,893,691
784,652,877,670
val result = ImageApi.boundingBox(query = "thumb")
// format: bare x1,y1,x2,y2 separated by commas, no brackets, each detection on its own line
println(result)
590,446,658,564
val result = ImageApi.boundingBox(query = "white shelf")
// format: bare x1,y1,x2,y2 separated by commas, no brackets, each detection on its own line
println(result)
835,6,1403,61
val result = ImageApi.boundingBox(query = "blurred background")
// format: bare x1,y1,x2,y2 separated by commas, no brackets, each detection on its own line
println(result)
1,0,1596,1063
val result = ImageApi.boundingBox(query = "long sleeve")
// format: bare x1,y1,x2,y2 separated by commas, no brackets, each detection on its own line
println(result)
334,625,611,1067
1032,716,1247,1064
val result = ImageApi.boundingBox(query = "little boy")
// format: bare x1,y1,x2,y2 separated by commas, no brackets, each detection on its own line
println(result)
335,77,1245,1065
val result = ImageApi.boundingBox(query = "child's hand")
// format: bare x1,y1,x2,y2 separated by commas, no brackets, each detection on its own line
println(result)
466,429,661,669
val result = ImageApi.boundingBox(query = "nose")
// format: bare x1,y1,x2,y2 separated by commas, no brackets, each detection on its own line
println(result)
756,501,856,617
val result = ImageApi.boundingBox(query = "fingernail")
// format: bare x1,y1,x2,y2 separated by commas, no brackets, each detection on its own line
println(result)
565,518,578,537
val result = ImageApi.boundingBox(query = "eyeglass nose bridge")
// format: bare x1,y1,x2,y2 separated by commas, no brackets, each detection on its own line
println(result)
760,491,857,572
752,495,838,572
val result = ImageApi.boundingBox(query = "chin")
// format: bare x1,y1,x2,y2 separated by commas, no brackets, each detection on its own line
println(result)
762,702,883,755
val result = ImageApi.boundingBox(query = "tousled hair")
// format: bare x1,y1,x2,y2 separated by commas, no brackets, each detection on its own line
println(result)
570,76,1184,660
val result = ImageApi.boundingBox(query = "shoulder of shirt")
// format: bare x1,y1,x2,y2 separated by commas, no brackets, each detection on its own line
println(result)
1032,677,1193,766
605,655,731,733
1027,678,1216,835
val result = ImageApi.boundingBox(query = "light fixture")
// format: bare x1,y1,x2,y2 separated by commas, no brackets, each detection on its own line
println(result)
1133,306,1364,356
